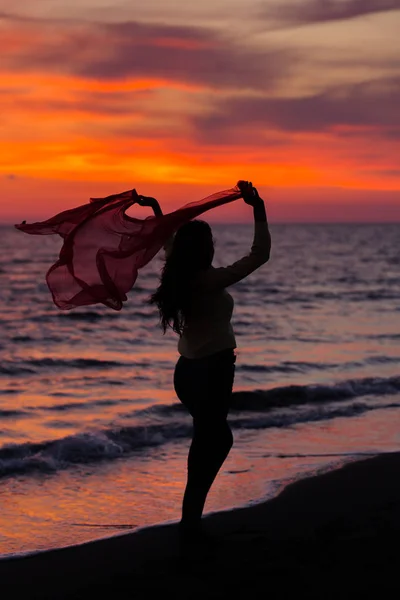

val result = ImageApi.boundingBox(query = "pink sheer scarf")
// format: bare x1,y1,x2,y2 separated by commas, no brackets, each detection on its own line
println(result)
15,183,244,310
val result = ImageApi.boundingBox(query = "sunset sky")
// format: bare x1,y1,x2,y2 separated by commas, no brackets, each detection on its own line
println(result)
1,0,400,223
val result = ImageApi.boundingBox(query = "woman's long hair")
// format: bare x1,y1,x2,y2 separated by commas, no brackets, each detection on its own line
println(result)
148,219,214,336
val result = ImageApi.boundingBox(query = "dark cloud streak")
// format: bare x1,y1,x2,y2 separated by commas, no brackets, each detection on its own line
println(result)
261,0,400,28
189,78,400,140
3,15,293,92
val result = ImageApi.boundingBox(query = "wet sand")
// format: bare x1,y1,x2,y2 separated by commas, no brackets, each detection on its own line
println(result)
1,453,400,599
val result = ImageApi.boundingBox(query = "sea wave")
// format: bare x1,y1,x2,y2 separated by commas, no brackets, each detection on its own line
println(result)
0,423,191,478
229,401,400,432
26,358,125,369
0,409,31,418
0,358,128,375
230,375,400,410
0,365,36,376
151,374,400,414
0,356,160,376
239,361,337,374
33,398,136,412
26,308,152,323
0,374,399,479
3,353,399,378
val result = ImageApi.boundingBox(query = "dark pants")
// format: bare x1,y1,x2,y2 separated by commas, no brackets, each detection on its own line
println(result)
173,347,237,526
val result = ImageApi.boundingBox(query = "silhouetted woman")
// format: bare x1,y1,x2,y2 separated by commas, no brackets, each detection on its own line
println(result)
140,181,271,541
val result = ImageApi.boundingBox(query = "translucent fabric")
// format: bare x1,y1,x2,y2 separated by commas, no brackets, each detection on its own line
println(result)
15,183,244,310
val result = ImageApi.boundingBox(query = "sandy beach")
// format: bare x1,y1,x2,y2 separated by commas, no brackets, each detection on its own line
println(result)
1,452,399,599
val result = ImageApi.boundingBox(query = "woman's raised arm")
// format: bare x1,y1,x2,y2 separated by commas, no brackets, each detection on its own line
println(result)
138,195,162,216
195,185,271,291
137,195,173,257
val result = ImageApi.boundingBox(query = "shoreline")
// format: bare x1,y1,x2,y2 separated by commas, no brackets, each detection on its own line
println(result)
1,452,400,598
0,452,362,560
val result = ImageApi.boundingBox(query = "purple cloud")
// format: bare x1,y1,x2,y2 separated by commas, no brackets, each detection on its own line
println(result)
262,0,400,27
189,78,400,139
3,16,293,92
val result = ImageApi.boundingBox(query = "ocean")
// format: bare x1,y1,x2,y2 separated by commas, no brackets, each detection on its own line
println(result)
1,222,399,556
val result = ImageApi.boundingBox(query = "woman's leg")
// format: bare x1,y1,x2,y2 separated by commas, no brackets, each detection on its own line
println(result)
174,350,236,531
181,417,233,527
